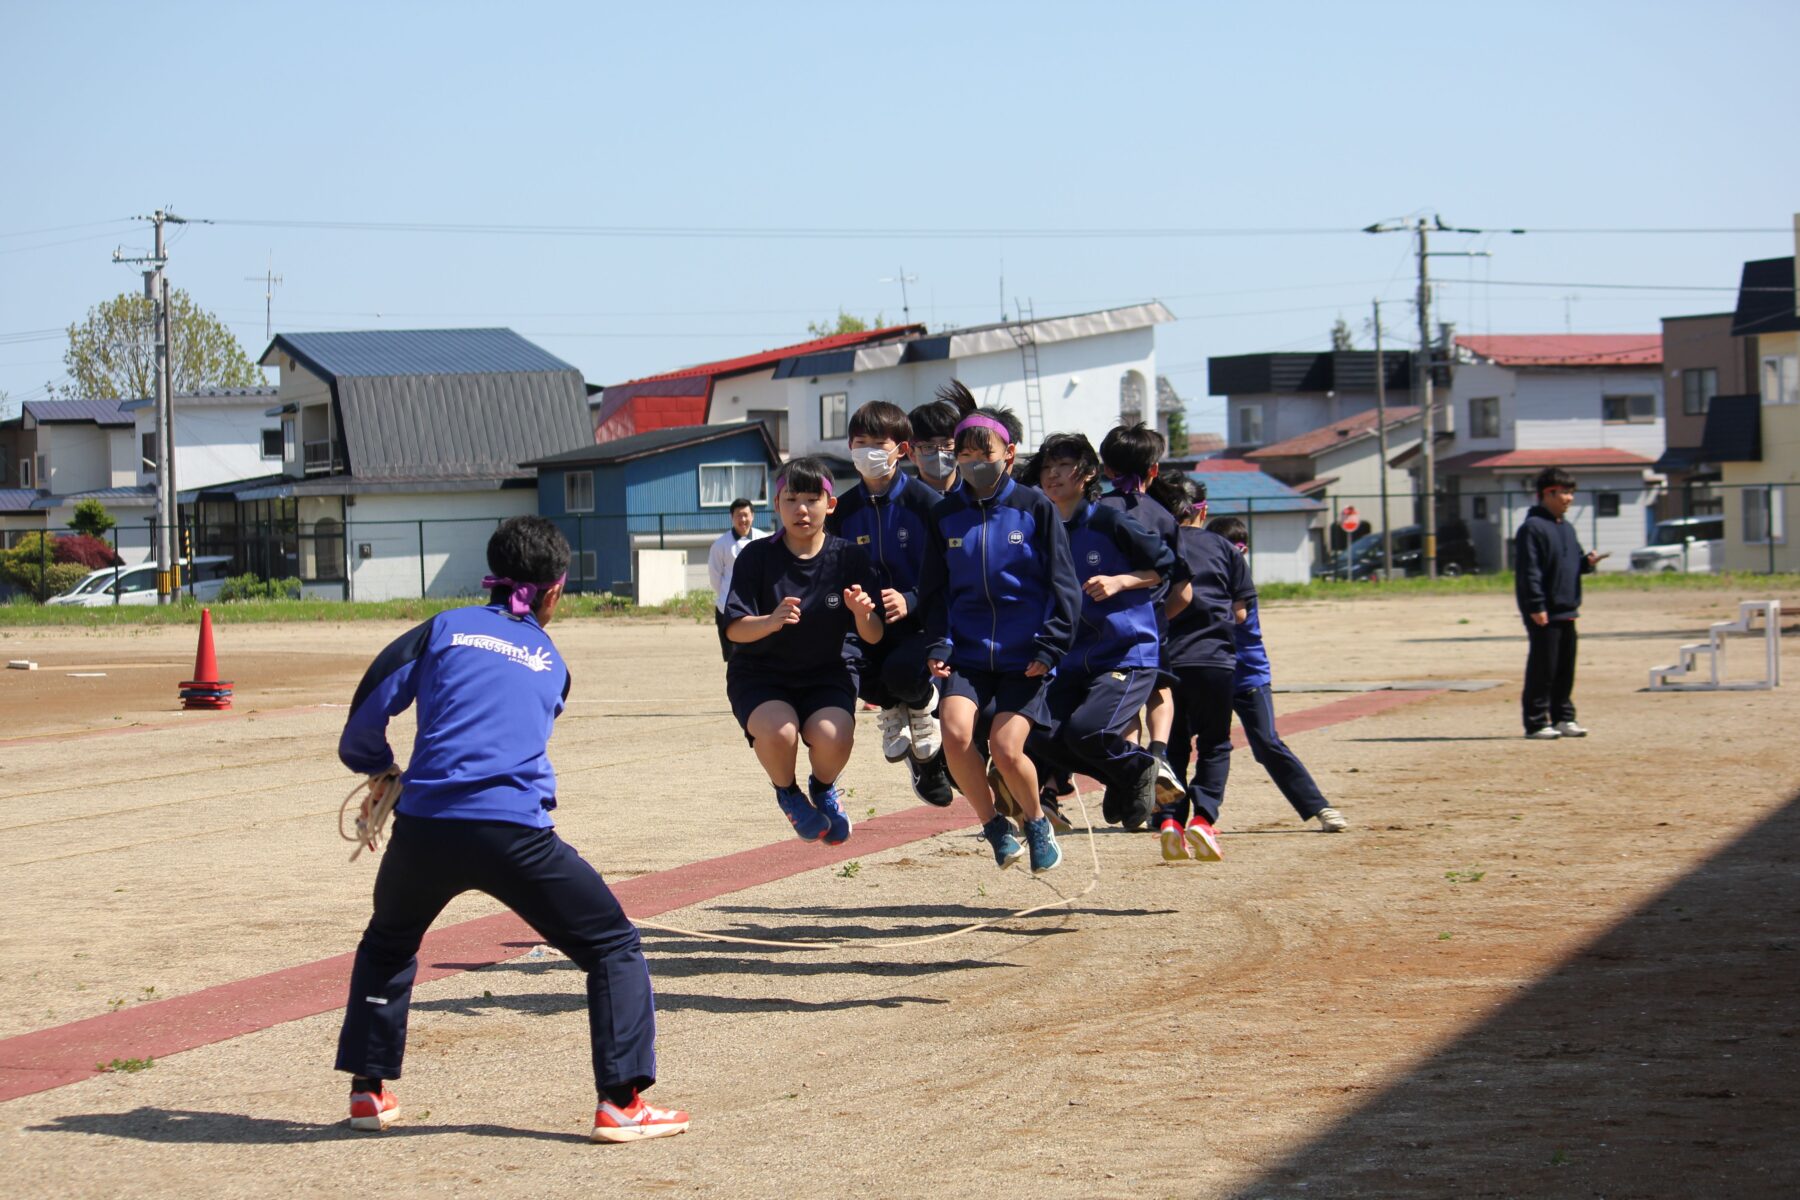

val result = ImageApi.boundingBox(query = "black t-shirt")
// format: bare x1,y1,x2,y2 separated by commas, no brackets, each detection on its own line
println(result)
724,534,879,680
1165,526,1257,668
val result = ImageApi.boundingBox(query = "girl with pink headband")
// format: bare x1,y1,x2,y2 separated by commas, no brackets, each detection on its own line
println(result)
915,403,1082,875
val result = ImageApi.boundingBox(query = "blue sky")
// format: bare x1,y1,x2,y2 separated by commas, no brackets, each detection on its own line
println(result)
3,0,1796,433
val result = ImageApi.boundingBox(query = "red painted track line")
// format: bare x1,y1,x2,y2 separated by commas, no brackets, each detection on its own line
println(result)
0,688,1441,1104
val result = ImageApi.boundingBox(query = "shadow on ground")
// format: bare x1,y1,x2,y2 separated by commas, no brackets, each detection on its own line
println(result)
26,1107,585,1145
1225,792,1800,1199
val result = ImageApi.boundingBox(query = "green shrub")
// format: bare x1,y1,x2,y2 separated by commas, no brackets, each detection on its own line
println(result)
0,534,93,601
218,574,303,602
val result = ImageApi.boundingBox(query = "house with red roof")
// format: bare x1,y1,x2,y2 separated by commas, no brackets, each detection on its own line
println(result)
1422,333,1667,571
1242,405,1425,560
595,303,1176,459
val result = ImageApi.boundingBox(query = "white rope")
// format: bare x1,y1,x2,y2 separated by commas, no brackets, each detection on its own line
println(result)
339,771,1105,949
634,780,1102,950
338,768,402,861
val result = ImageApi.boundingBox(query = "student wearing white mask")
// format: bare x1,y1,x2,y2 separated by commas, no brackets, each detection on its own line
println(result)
826,402,948,804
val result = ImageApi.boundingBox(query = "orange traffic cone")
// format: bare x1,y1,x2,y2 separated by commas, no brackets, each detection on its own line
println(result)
180,606,234,710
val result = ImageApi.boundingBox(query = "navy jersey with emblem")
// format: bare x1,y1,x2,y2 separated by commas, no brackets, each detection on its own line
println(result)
917,475,1081,673
1165,526,1258,668
1098,488,1190,594
339,604,572,828
825,470,937,615
724,534,879,679
1065,501,1177,673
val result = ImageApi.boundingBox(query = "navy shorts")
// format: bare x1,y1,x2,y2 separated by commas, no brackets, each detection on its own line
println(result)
726,670,858,745
940,665,1053,730
1045,663,1158,740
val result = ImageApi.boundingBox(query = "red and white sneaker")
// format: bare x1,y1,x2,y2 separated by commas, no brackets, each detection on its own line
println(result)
348,1087,400,1131
1185,815,1223,862
1159,819,1190,862
592,1092,691,1143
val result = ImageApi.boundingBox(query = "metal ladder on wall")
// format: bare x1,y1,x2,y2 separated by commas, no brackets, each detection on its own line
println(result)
1009,299,1044,448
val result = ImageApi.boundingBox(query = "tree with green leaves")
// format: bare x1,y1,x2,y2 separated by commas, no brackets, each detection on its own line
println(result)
1166,408,1190,457
1331,317,1355,351
806,309,885,339
62,288,260,400
67,498,117,538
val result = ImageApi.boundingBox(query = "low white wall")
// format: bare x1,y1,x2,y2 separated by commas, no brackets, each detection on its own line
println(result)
343,490,536,601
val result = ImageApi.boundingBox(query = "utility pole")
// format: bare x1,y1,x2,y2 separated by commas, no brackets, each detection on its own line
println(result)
1373,299,1394,581
1364,214,1513,576
246,252,283,342
114,208,187,602
1414,219,1437,577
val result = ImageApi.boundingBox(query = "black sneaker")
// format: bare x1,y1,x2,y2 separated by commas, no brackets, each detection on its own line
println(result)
908,754,956,808
1039,787,1073,832
1101,781,1125,825
1122,755,1159,831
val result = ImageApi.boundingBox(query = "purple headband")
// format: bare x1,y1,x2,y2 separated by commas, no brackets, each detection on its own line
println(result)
774,472,834,497
1112,474,1145,495
483,572,567,617
954,414,1013,443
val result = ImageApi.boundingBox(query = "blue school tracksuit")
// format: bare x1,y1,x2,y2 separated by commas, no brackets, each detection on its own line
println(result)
1162,527,1257,826
827,470,939,710
1029,500,1175,788
335,604,657,1094
1230,601,1329,820
1099,486,1188,665
918,474,1080,723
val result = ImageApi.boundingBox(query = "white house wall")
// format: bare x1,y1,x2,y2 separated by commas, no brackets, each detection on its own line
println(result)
137,403,283,491
1445,362,1666,458
1461,471,1653,573
1238,511,1314,584
343,489,536,601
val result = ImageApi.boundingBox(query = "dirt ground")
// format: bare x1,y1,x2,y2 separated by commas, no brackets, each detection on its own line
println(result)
1,589,1796,1198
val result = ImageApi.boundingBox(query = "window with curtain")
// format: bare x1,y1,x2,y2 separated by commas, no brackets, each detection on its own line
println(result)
1682,368,1717,415
564,470,595,513
699,462,769,507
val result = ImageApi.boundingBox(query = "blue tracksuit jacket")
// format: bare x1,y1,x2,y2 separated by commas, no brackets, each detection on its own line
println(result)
918,474,1080,672
1231,603,1274,693
826,469,937,617
339,604,571,827
1064,500,1176,674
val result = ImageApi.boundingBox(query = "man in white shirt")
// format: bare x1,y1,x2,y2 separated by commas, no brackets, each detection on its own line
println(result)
708,497,767,661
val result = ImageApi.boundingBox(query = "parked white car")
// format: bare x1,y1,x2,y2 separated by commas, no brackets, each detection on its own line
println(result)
47,556,236,605
1630,516,1725,573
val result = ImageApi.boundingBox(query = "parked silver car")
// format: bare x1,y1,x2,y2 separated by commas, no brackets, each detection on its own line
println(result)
47,556,236,605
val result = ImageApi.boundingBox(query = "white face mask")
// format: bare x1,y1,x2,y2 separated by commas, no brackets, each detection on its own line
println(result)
850,446,896,480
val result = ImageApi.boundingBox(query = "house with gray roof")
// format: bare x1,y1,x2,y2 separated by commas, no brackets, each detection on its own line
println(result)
0,399,159,556
185,328,592,599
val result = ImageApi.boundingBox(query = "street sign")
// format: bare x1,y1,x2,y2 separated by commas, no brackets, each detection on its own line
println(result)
1340,506,1362,533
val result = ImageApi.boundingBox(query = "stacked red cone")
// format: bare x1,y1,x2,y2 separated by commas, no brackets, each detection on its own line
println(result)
180,607,234,710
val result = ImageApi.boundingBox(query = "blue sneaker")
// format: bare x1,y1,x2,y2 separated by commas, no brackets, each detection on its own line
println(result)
808,776,853,846
981,815,1024,870
1023,815,1063,875
775,785,829,841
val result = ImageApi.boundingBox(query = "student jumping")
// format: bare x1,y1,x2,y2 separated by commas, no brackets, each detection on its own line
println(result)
888,390,977,807
1025,432,1183,832
826,401,944,776
1151,473,1256,863
1207,515,1348,833
1096,423,1188,822
724,456,884,843
917,397,1080,874
334,516,688,1142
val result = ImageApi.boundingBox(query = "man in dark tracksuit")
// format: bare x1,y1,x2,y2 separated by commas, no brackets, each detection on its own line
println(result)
1515,467,1605,739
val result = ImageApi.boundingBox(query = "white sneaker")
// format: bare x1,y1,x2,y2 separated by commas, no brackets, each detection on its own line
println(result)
875,705,912,762
1554,721,1588,738
1315,806,1349,832
1525,726,1562,740
907,702,942,760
